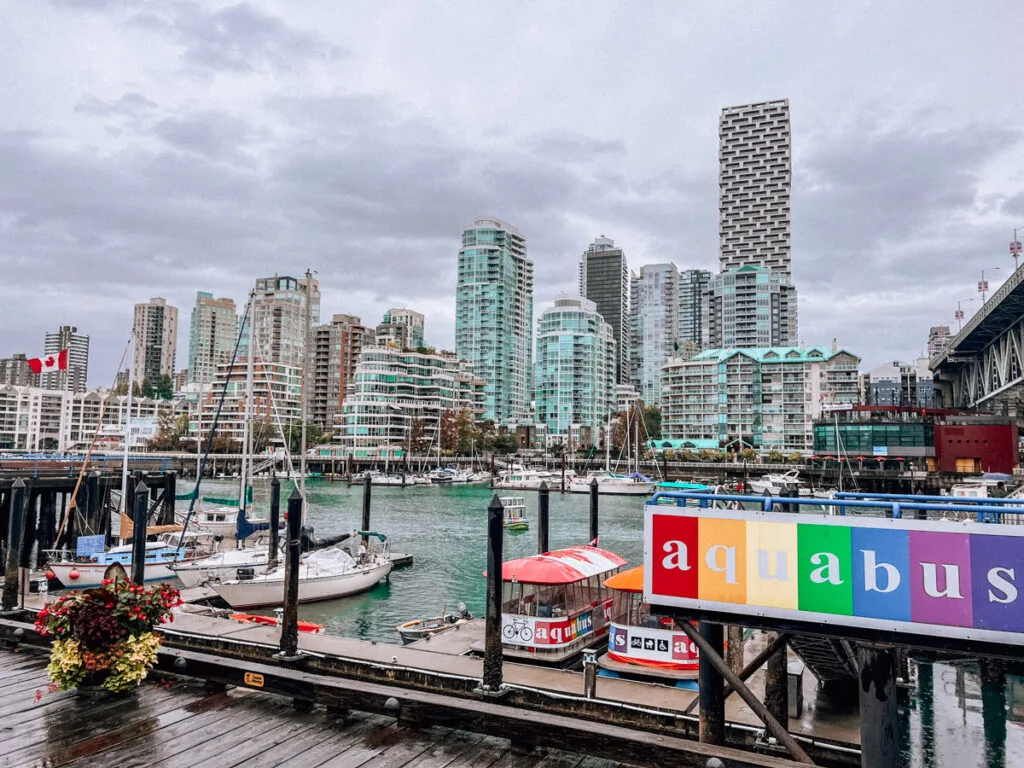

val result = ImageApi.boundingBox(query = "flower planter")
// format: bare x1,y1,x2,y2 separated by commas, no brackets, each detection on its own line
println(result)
36,578,182,696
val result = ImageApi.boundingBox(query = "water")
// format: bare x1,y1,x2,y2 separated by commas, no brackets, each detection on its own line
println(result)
187,478,645,642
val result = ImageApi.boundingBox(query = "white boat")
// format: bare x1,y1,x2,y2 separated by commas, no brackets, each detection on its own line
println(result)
395,603,473,644
170,544,274,588
467,471,492,484
47,541,191,589
210,541,393,609
569,470,655,496
747,469,806,496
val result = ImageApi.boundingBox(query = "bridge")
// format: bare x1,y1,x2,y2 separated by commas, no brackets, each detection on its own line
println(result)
930,263,1024,413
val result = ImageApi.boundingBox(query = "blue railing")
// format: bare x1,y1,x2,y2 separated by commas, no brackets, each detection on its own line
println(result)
648,491,1024,523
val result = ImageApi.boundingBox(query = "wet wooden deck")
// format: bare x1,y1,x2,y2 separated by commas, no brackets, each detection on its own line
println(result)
0,650,638,768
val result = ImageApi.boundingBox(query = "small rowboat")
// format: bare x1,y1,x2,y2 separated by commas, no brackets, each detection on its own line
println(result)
229,612,325,634
395,603,472,644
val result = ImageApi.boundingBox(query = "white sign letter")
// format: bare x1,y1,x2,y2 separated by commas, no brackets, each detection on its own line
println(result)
862,550,901,594
987,567,1017,604
757,550,789,581
661,540,691,571
920,563,964,599
706,545,737,585
810,552,844,585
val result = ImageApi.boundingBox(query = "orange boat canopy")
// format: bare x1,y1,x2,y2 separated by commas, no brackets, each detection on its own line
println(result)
603,564,644,593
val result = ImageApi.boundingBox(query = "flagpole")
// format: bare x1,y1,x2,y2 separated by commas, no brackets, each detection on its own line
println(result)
58,350,70,455
121,332,134,513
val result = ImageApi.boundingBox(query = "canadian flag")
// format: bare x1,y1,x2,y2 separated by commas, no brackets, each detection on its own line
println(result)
28,349,68,374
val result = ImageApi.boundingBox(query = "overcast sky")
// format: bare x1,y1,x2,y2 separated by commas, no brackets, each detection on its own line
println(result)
2,1,1023,384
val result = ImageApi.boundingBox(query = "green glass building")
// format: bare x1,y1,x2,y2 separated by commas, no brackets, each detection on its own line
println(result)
534,297,616,447
455,217,533,424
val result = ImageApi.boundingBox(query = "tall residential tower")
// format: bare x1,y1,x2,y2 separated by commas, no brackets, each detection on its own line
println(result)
579,237,629,384
131,298,178,385
630,264,678,405
188,292,238,385
42,325,89,392
455,217,533,424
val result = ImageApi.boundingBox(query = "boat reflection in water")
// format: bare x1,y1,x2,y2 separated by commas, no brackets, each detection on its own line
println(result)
495,545,627,664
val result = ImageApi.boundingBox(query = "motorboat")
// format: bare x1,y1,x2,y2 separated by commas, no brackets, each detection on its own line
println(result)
569,470,655,496
598,565,699,683
747,469,806,497
395,603,473,644
428,468,455,484
467,471,492,484
47,541,190,589
491,544,627,664
493,466,573,490
501,496,529,532
209,535,393,609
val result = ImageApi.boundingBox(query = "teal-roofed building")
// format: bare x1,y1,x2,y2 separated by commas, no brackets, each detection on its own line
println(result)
455,217,534,425
661,344,860,453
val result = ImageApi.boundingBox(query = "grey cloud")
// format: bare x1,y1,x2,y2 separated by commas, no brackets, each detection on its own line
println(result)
527,133,627,163
152,111,258,164
75,92,159,118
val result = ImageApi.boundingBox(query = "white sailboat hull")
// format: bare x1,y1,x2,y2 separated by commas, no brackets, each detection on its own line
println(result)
567,480,654,496
210,560,393,609
49,560,184,589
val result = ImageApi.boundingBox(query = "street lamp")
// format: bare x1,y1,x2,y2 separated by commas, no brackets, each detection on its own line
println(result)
1012,226,1024,272
979,267,1001,303
954,298,976,332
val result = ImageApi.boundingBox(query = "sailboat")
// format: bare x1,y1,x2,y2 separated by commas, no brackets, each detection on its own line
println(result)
569,410,655,496
47,332,194,588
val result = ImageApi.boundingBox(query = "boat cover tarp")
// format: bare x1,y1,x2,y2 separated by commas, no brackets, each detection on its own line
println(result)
604,565,643,593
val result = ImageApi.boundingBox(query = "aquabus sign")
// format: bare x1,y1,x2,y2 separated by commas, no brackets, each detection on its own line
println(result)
644,507,1024,644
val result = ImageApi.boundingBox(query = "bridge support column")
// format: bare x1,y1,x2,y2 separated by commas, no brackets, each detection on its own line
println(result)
857,644,899,768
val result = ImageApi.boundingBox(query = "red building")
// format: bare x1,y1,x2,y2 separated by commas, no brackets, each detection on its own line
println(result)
934,422,1020,474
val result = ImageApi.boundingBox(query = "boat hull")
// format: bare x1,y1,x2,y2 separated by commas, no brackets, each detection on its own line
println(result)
210,560,393,609
170,558,271,588
49,560,185,589
567,482,654,496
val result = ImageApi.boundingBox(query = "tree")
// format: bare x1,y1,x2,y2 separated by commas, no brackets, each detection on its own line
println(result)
284,421,328,455
787,451,804,463
408,417,430,454
642,405,662,440
766,450,785,463
739,447,758,462
146,410,189,451
209,435,241,454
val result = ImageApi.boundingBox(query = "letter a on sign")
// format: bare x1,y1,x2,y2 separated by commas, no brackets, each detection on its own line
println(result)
651,513,698,598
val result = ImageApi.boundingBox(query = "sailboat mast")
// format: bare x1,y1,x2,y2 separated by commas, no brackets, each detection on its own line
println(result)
241,294,255,512
634,400,640,474
120,331,134,513
299,270,312,521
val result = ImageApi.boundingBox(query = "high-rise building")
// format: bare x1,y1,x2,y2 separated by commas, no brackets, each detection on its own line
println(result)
131,299,178,385
705,266,798,349
188,292,238,386
311,314,373,431
579,236,629,384
375,308,425,350
455,216,533,424
534,297,616,447
928,325,951,358
41,325,89,392
0,354,39,387
338,347,486,458
630,264,678,405
661,344,860,453
249,275,321,368
719,99,792,276
678,269,711,348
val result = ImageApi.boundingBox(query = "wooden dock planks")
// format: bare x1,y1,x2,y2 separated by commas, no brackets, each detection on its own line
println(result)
0,653,649,768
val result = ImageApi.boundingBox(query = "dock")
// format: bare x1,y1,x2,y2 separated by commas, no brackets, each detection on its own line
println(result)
0,650,647,768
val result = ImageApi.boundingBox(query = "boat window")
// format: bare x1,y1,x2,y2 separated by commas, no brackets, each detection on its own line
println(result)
610,590,631,623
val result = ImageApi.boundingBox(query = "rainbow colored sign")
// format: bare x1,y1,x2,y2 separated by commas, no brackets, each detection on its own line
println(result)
643,507,1024,645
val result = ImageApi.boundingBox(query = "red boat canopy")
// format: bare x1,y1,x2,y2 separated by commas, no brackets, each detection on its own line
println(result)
488,546,628,585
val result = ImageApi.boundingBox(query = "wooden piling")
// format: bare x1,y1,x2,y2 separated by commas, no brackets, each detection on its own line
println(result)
36,491,54,566
268,475,280,570
161,472,176,526
362,474,372,536
279,487,303,659
85,471,100,531
980,657,1007,768
857,644,899,768
764,632,789,726
20,489,37,570
537,481,549,554
696,621,726,746
1,479,27,611
483,495,504,692
589,478,599,543
131,480,149,585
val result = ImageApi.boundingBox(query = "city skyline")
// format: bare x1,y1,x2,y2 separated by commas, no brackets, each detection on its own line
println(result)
1,3,1021,384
